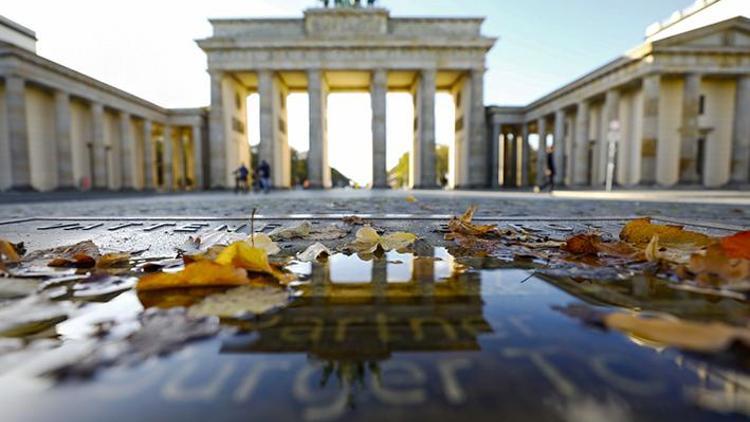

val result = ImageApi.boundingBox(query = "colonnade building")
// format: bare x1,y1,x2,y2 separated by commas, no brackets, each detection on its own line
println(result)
1,0,749,192
0,16,207,191
488,0,750,189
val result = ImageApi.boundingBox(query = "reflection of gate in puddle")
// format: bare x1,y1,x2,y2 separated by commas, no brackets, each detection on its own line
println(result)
222,249,491,361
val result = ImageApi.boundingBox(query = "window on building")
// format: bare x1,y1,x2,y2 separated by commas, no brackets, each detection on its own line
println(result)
699,95,706,115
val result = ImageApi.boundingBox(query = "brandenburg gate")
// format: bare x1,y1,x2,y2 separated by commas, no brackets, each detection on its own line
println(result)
197,6,496,189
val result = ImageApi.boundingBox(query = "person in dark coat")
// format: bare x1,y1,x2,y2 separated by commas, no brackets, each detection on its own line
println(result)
540,146,556,192
234,163,249,194
258,160,271,194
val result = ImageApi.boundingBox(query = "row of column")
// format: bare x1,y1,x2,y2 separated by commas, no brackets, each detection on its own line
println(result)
491,72,750,188
2,75,203,191
210,68,486,189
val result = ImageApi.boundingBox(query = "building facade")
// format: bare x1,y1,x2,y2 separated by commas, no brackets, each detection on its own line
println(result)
0,16,208,192
1,0,748,192
488,0,750,189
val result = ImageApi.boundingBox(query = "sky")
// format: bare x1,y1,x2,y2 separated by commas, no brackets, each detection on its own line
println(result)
4,0,694,185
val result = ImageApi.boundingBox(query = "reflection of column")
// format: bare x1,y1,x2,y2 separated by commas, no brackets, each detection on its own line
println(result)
521,123,529,186
308,68,330,188
4,76,30,190
163,124,173,190
143,119,154,189
371,258,387,303
490,122,501,188
412,69,437,188
91,102,106,189
553,109,565,185
310,262,329,306
120,112,134,189
468,68,487,187
208,71,226,188
535,117,547,186
731,75,750,183
641,75,660,184
680,73,701,184
573,101,590,185
412,253,435,300
371,69,388,188
191,123,204,189
54,90,73,189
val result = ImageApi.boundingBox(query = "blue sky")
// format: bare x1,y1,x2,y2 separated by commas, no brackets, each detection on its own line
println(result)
4,0,695,184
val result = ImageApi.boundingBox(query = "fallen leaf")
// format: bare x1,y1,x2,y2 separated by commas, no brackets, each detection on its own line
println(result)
268,222,311,240
43,240,100,268
604,312,750,353
308,224,349,241
562,234,599,256
297,242,331,262
405,195,417,203
137,261,251,291
342,215,370,226
620,218,713,248
350,226,417,254
688,244,750,283
447,206,498,238
644,235,661,262
215,241,290,282
96,252,131,268
247,233,280,255
720,231,750,260
188,286,289,318
0,239,22,271
179,231,245,253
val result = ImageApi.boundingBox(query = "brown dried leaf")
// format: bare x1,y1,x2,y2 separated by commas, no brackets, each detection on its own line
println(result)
447,205,498,238
688,244,750,283
720,231,750,260
44,240,100,268
96,252,131,268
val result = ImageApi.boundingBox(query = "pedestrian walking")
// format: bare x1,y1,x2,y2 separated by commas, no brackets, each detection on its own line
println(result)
258,160,271,194
539,146,556,192
233,163,249,194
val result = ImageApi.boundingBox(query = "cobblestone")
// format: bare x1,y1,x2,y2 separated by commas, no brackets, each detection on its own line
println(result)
0,190,748,228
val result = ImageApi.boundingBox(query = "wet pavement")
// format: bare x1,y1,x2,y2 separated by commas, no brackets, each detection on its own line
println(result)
0,191,749,421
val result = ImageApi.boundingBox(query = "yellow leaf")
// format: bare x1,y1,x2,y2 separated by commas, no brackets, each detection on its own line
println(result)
137,261,250,291
351,226,417,253
604,312,750,353
405,195,417,203
96,252,131,268
620,218,713,248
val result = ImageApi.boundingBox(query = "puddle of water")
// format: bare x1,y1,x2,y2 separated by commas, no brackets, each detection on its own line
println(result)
0,248,749,421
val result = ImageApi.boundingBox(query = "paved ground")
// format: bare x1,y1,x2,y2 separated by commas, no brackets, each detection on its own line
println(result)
1,189,748,228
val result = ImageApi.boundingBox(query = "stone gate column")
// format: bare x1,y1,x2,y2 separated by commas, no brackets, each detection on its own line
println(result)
731,75,750,183
469,68,487,188
174,128,185,190
163,124,173,190
411,68,437,189
680,73,701,184
191,123,204,189
208,71,226,189
553,109,566,185
641,74,660,185
489,121,501,188
54,90,73,189
5,76,31,190
598,89,620,186
259,70,290,188
371,68,388,188
521,123,530,186
119,112,134,189
308,68,331,188
143,119,154,189
535,117,547,187
573,100,590,185
91,102,106,189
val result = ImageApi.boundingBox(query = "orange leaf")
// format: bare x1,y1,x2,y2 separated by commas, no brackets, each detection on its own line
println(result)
562,234,599,255
620,218,713,248
688,244,750,283
720,231,750,260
